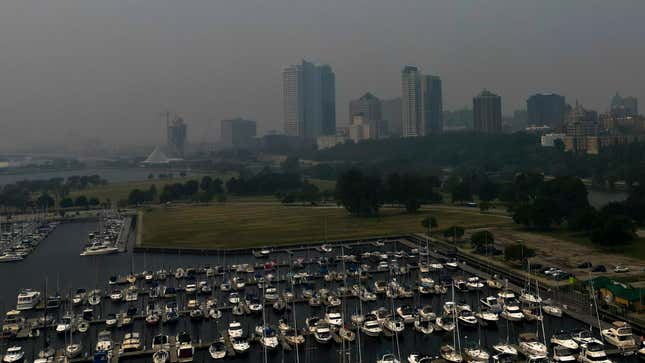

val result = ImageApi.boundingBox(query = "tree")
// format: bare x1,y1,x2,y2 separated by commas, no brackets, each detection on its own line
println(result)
591,215,636,245
471,230,495,248
60,198,74,209
128,189,146,205
478,180,498,202
451,181,472,204
281,156,301,175
200,176,213,191
421,216,438,232
568,207,600,231
74,195,89,208
184,180,199,196
89,197,100,206
335,169,384,216
553,138,565,152
36,194,55,209
180,171,187,177
504,243,535,261
443,226,465,240
299,181,321,205
479,201,491,212
148,173,155,180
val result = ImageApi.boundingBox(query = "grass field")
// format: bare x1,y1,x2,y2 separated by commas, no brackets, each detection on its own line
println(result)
140,203,512,249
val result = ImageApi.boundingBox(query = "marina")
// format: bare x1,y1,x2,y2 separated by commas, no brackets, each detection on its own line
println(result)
0,221,641,363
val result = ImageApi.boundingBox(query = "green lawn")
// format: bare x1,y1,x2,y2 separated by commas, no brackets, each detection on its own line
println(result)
140,203,512,249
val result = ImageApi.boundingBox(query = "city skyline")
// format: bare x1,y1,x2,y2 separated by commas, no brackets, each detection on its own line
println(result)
0,0,643,149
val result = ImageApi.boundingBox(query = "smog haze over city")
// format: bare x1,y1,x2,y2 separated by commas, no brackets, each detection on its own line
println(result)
0,0,643,150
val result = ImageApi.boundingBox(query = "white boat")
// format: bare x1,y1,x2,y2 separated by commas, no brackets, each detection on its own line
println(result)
109,289,122,301
492,343,517,357
578,342,611,363
519,290,542,304
466,276,484,290
0,253,24,263
543,304,563,318
80,244,118,256
407,353,433,363
152,334,170,351
313,322,333,343
259,327,279,350
361,314,382,336
209,341,226,359
3,346,25,363
497,290,515,300
440,345,463,363
475,309,499,323
518,333,547,357
551,331,579,350
435,315,455,332
16,289,40,310
601,321,637,350
418,305,436,320
231,337,250,354
414,317,434,335
153,350,170,363
552,345,576,362
464,346,490,362
65,343,83,358
377,354,401,363
121,332,142,352
383,317,405,333
457,309,478,326
228,321,244,338
572,329,603,346
176,332,194,363
396,305,415,323
324,311,343,327
501,301,524,321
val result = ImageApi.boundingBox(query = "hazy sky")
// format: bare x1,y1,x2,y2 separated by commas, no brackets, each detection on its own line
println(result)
0,0,643,149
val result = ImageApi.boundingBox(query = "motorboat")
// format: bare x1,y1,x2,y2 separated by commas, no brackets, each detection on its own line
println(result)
109,289,122,301
325,311,343,327
259,327,279,350
414,317,434,335
228,321,244,338
383,317,405,334
579,342,612,363
552,345,576,362
464,345,490,363
492,343,517,357
543,303,563,318
209,340,227,359
0,253,23,263
518,333,547,357
475,308,499,323
339,326,356,342
571,329,603,346
396,305,415,324
313,322,333,343
3,346,25,363
152,334,170,351
121,332,142,352
377,354,400,363
361,314,382,337
282,327,305,346
153,350,170,363
231,337,250,354
56,315,72,334
418,305,436,320
124,286,138,302
435,315,455,332
466,276,484,290
457,309,478,327
16,289,40,310
176,332,194,363
519,290,542,304
601,321,637,350
34,349,55,363
443,301,457,316
501,300,524,321
440,345,463,363
497,290,515,301
65,343,83,358
2,310,25,337
72,288,87,305
95,330,113,353
551,331,579,350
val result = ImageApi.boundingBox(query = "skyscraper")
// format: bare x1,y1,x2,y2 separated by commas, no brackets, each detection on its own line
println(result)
421,75,443,133
349,92,382,122
166,115,187,158
283,60,336,138
382,98,402,136
401,66,443,137
611,92,638,117
401,66,422,137
221,118,257,149
527,93,566,129
473,90,502,133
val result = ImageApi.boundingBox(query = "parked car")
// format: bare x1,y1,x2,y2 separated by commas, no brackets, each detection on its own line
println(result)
592,265,606,272
614,265,630,273
577,262,592,269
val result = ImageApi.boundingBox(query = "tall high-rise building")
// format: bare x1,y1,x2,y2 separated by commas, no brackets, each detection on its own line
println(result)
349,92,382,122
401,66,443,137
527,93,566,129
611,92,638,117
401,66,422,137
283,60,336,138
166,116,187,158
382,98,402,136
221,118,257,149
421,75,443,133
473,90,502,133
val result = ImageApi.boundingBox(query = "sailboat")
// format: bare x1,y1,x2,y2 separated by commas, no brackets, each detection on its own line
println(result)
440,277,463,362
